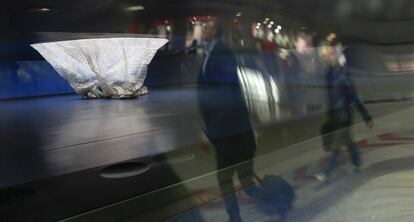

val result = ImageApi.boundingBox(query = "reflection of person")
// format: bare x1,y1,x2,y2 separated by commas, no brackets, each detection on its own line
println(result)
316,46,373,183
322,33,346,66
284,31,327,115
198,19,257,222
187,39,198,54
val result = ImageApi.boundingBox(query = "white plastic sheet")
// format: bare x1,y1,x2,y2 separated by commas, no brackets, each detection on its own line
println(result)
31,38,168,98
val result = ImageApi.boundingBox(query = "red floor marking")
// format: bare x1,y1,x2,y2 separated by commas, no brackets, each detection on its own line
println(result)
191,132,414,209
357,139,403,149
192,188,220,203
292,166,309,181
191,185,247,206
378,133,414,141
290,136,405,183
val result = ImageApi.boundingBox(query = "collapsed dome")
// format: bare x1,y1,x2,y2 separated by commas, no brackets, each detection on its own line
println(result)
31,37,168,99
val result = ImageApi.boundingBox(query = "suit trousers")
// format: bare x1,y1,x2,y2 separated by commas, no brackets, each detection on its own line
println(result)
209,132,257,217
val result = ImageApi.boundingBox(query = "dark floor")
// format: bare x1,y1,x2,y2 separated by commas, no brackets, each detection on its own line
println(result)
1,87,413,221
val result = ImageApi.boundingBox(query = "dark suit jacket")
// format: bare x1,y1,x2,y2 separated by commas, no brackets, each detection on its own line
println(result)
197,39,253,140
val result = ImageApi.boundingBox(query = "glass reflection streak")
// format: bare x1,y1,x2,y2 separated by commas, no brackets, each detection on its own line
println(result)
237,66,281,122
31,38,168,99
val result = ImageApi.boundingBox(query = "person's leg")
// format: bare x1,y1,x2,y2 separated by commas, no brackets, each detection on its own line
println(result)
234,133,259,198
217,168,241,221
347,143,361,169
237,159,254,185
323,127,350,179
323,149,340,178
237,159,262,199
341,127,361,170
215,139,242,221
216,133,257,221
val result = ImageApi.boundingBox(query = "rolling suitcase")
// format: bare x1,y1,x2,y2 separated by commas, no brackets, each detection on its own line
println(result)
254,174,295,221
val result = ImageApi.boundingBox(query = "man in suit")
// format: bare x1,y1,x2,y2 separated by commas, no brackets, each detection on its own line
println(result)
197,19,257,222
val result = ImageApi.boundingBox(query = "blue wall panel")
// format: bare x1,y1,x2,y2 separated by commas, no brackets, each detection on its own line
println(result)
0,54,200,99
0,61,74,99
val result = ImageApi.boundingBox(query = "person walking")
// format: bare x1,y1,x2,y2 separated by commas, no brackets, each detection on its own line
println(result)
197,18,258,222
316,45,373,183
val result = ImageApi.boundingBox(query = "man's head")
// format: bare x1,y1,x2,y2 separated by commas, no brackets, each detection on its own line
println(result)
320,45,339,65
295,31,313,53
326,32,337,43
202,19,223,43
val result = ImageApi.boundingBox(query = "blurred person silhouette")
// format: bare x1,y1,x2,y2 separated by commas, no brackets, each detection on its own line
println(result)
322,32,346,66
316,45,374,183
284,30,327,115
197,18,258,222
187,39,198,54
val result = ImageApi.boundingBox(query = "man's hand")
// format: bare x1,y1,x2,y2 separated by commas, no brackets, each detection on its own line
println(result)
366,120,374,129
199,133,210,151
279,49,291,60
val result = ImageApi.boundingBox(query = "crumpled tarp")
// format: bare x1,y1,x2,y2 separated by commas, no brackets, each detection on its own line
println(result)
31,38,168,99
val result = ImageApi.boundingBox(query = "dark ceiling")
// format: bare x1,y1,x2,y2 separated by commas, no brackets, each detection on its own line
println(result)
2,0,303,33
1,0,414,44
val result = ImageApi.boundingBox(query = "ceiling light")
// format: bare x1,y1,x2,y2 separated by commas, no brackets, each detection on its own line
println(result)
126,5,145,11
236,11,242,17
26,7,54,13
38,8,51,12
275,29,280,33
277,25,282,30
